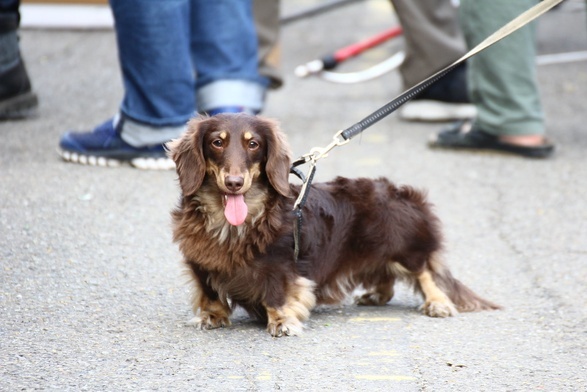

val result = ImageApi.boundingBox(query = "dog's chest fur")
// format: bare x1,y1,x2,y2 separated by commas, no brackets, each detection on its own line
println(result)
172,180,290,273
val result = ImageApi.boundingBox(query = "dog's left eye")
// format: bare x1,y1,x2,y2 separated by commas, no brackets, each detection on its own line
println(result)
211,139,223,149
248,140,260,150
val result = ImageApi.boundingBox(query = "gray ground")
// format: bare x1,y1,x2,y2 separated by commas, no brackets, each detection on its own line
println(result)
1,1,586,391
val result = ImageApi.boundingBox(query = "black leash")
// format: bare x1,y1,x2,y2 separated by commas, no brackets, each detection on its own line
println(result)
290,0,563,262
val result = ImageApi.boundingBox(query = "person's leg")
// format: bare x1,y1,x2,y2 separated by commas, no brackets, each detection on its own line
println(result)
391,0,465,87
391,0,475,121
115,0,194,129
114,0,194,147
253,0,282,90
191,0,268,114
463,0,545,143
58,0,194,169
0,0,38,119
58,0,269,168
429,0,553,158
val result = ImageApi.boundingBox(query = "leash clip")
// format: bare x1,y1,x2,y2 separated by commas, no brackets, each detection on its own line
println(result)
293,129,349,210
302,129,350,163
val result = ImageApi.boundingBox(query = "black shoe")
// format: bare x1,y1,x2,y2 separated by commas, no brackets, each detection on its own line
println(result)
428,121,555,158
0,58,38,119
416,62,470,104
399,63,476,122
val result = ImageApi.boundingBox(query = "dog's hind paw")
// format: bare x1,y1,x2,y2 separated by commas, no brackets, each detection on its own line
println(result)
187,313,231,330
355,292,392,306
420,300,458,318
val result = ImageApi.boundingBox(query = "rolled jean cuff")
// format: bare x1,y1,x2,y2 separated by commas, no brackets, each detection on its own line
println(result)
197,79,266,113
117,114,187,147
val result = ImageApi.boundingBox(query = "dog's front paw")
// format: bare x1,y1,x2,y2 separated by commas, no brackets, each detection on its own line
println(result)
266,317,303,337
188,312,231,330
421,300,458,318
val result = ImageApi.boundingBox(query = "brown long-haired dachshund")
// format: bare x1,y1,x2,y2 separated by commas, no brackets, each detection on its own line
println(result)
168,113,499,337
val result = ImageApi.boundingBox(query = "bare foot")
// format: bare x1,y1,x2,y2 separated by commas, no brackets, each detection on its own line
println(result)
499,134,547,147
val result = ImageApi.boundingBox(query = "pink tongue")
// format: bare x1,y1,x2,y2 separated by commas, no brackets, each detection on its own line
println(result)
224,194,248,226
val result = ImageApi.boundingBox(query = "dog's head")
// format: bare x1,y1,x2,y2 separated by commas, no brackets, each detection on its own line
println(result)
167,114,292,225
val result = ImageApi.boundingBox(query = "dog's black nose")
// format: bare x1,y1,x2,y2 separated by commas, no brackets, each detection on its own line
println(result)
225,176,244,192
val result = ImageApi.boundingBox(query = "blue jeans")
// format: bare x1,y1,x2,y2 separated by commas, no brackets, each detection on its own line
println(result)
110,0,268,128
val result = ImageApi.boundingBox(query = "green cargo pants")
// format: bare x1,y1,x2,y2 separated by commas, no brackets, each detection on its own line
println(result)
460,0,545,136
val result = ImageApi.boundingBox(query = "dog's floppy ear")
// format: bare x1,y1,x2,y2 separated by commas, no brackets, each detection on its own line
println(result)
166,117,207,196
263,118,292,197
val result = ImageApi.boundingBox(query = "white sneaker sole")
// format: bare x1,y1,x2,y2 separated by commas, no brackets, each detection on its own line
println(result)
58,149,175,170
399,100,477,122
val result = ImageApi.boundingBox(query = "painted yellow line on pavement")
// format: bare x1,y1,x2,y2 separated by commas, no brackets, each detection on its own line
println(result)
357,157,383,167
256,371,271,381
355,375,416,381
348,317,400,322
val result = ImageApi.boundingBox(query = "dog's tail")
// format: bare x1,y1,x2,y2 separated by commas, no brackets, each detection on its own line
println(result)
429,256,501,313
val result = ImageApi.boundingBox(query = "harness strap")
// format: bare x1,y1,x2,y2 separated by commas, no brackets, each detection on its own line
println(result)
293,163,316,261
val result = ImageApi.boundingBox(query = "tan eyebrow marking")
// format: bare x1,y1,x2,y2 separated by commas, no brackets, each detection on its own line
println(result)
219,131,227,140
244,132,253,140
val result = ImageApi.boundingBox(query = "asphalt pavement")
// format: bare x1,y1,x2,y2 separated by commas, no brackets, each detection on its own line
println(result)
1,1,586,391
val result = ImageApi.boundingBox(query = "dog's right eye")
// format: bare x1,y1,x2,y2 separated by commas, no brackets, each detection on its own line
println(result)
247,140,260,150
211,139,223,149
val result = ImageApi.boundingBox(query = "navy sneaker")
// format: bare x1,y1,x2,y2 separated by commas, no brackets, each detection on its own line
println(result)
58,118,174,170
